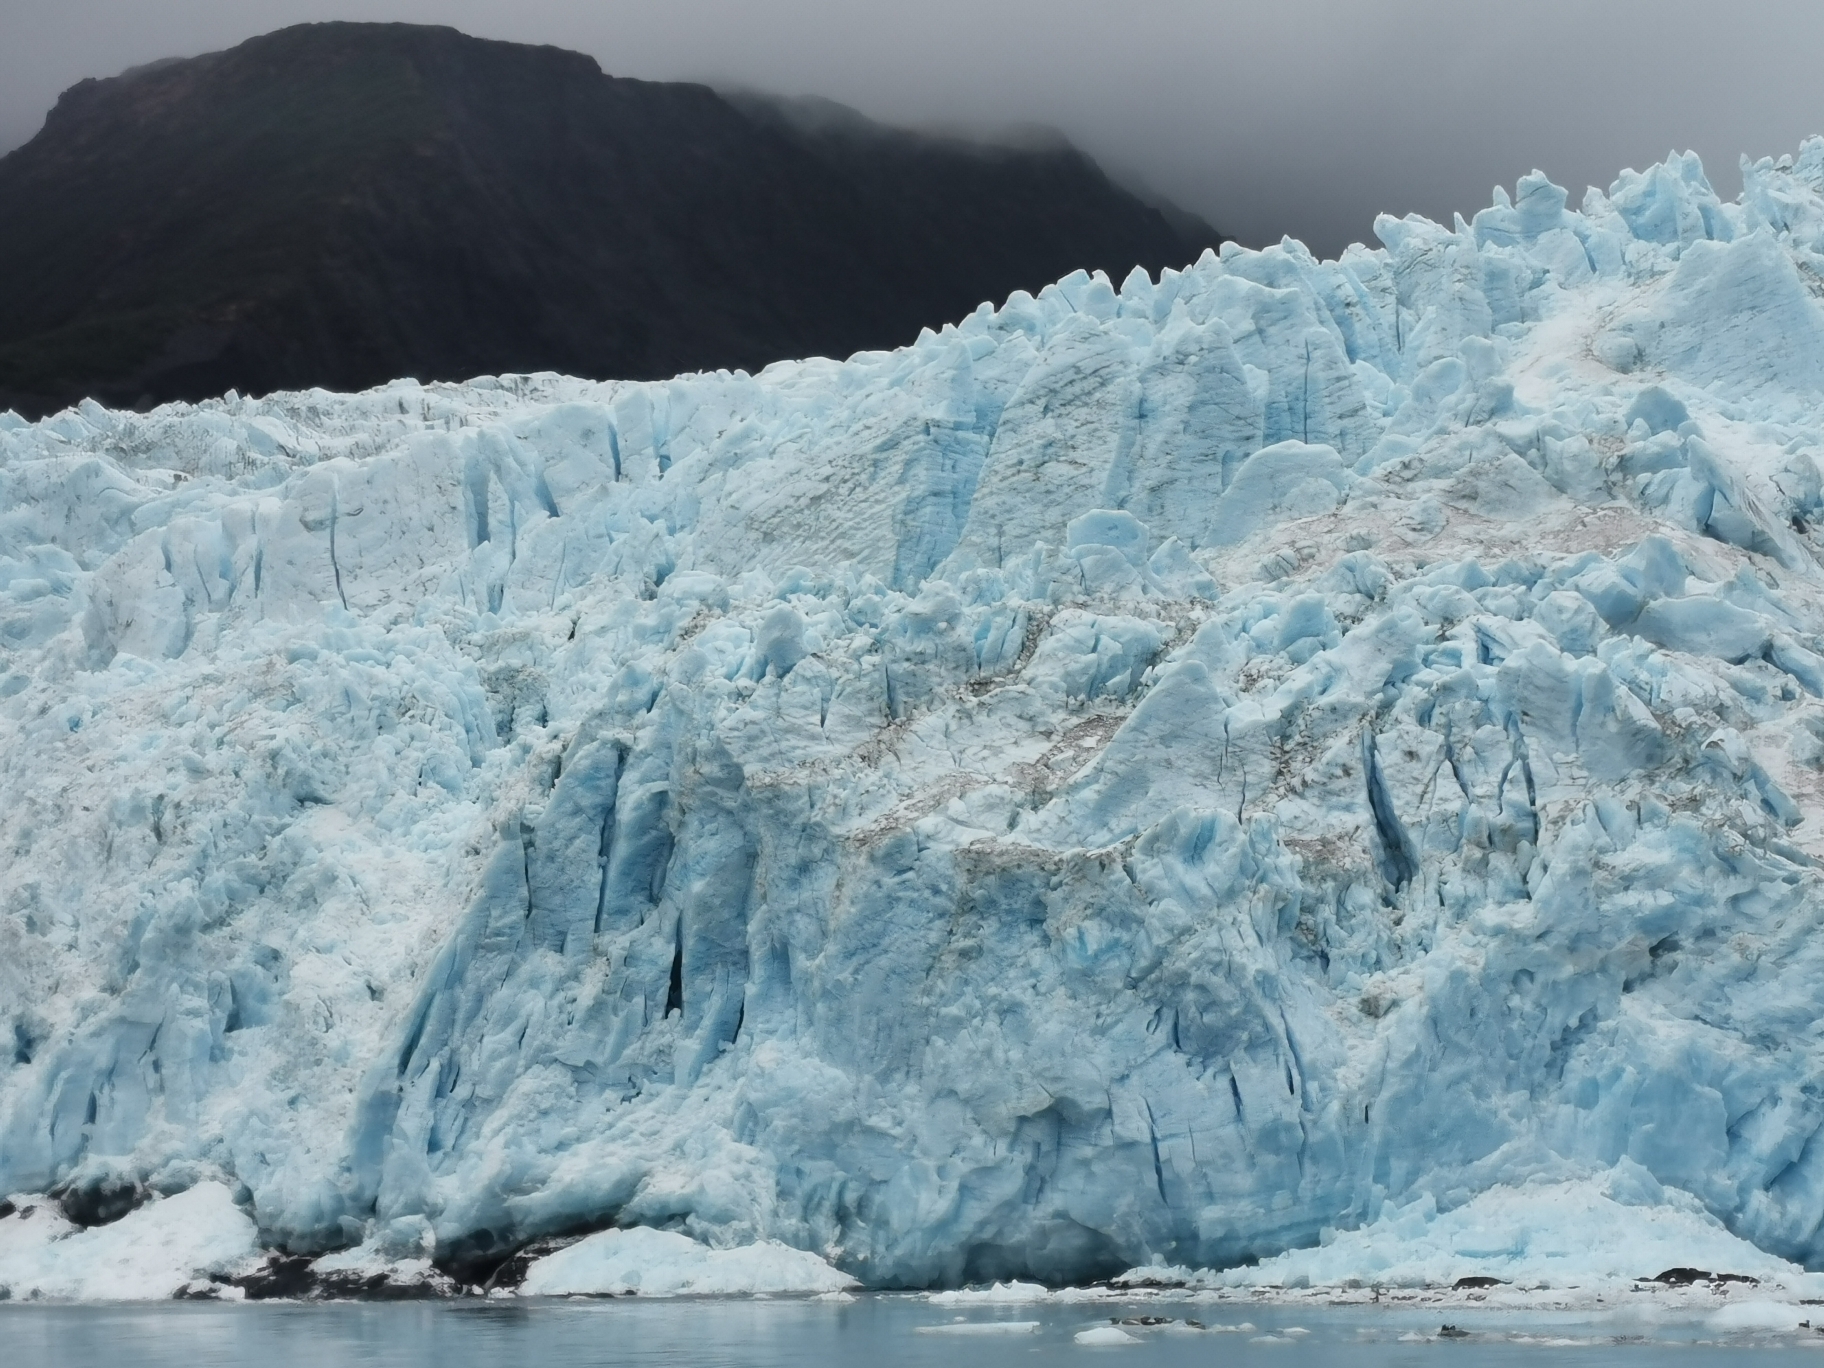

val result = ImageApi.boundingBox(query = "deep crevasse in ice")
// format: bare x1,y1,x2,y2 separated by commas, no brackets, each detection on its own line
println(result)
8,143,1824,1286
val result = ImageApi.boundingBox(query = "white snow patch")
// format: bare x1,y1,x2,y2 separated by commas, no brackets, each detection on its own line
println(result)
517,1226,857,1297
0,1183,258,1301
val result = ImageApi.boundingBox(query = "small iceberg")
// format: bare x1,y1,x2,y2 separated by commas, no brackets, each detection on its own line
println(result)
1074,1327,1140,1346
517,1226,857,1297
917,1320,1042,1335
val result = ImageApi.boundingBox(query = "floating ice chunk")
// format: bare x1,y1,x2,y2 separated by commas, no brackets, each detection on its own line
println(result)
1707,1300,1808,1332
0,1183,257,1301
517,1227,857,1297
1073,1326,1140,1345
927,1280,1053,1303
919,1320,1042,1335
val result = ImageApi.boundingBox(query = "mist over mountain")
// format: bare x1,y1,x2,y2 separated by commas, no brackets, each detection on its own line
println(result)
0,22,1219,419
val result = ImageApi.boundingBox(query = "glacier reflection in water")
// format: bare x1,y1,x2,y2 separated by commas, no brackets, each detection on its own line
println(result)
0,1296,1806,1367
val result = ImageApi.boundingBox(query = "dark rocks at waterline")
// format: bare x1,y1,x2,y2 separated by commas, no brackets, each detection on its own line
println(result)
218,1253,458,1302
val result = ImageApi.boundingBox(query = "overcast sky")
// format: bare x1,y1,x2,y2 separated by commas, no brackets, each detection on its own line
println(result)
4,0,1824,257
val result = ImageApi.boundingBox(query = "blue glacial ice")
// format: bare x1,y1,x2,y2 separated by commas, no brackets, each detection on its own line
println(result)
8,142,1824,1291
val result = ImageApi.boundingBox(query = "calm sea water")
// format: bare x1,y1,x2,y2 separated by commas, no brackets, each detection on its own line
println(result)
0,1294,1801,1366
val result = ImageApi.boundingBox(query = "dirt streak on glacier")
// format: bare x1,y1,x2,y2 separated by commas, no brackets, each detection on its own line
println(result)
7,141,1824,1287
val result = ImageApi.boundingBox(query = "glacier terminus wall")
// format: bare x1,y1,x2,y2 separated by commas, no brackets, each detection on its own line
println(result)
8,143,1824,1286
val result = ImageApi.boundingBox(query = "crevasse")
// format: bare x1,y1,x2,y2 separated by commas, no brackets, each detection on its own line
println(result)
6,143,1824,1286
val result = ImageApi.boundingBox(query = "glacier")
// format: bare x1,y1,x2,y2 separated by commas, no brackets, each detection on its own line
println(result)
8,139,1824,1294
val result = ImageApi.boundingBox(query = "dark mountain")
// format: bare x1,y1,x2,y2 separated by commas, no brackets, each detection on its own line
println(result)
0,23,1221,418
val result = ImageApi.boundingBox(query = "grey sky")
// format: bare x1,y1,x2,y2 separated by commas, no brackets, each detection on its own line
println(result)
3,0,1824,258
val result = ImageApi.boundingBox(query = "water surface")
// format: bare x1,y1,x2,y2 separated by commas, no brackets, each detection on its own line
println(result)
1,1294,1803,1366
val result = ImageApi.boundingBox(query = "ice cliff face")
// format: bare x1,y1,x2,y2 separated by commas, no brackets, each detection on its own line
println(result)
8,142,1824,1287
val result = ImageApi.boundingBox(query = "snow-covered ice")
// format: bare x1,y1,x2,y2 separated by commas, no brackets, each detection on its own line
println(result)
7,140,1824,1294
1142,1166,1814,1291
0,1182,257,1300
516,1226,855,1296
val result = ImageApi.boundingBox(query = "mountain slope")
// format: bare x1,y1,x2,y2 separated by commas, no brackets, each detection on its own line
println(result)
0,22,1218,418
